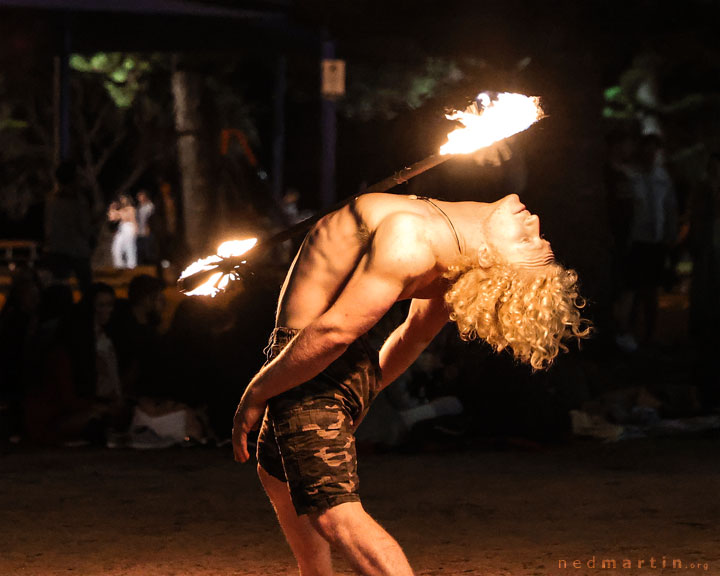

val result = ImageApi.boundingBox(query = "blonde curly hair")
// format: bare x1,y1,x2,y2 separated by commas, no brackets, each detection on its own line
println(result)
444,255,591,371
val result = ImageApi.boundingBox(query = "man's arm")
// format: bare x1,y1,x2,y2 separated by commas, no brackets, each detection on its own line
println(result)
232,214,436,462
378,297,449,390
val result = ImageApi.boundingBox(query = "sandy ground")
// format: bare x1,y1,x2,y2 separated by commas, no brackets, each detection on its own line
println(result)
1,434,719,576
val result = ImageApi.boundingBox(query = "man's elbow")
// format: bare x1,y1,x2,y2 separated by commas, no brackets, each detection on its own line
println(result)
310,322,359,350
393,322,435,354
412,332,438,353
407,318,447,347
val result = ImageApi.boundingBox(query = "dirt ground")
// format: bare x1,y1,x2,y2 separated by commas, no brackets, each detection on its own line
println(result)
1,434,719,576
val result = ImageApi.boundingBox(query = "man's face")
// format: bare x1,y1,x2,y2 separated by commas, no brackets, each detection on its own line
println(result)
484,194,554,268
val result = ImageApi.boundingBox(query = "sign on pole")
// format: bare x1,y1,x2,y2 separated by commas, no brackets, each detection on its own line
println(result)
321,59,345,98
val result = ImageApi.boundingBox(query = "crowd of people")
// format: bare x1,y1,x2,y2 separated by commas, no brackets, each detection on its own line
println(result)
0,261,474,452
0,265,280,450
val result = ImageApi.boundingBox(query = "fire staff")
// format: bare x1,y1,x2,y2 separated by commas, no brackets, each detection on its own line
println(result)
232,191,589,576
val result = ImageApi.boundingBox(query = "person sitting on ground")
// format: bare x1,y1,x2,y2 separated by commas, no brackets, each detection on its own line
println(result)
113,274,165,399
0,269,42,443
114,274,208,447
26,283,126,446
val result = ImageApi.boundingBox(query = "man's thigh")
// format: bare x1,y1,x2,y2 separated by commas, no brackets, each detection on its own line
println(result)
258,394,361,516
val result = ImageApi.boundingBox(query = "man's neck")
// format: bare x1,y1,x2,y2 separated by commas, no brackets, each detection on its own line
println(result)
433,200,493,262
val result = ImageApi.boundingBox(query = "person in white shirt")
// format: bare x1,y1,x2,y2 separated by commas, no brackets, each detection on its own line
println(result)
108,195,137,269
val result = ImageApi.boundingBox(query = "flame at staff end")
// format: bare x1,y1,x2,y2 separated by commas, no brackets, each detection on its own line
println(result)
217,238,257,259
179,237,257,297
439,92,544,156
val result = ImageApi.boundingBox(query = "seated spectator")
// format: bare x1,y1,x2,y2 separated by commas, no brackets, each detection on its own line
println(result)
113,274,165,399
113,274,208,448
25,283,128,446
0,269,42,443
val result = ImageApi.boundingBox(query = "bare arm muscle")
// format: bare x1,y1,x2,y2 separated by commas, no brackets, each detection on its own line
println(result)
233,213,438,462
378,297,450,390
248,213,435,403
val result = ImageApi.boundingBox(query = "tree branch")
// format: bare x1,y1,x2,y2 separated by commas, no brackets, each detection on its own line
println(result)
114,153,157,198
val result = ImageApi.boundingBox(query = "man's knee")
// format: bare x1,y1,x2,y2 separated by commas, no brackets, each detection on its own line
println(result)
308,502,364,544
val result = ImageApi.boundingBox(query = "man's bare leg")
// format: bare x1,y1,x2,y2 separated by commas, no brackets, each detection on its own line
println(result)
258,465,334,576
309,501,414,576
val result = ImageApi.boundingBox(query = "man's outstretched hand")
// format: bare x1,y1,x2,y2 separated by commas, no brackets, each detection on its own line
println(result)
232,387,266,463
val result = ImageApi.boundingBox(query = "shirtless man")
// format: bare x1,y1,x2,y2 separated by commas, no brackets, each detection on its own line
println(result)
233,192,588,576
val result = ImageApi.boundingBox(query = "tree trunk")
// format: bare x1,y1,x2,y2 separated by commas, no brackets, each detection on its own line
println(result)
171,56,212,256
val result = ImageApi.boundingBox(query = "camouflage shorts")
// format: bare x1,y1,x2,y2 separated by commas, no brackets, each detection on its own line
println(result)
256,327,381,515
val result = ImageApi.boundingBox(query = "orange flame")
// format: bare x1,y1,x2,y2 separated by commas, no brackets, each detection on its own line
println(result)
439,92,543,156
217,238,258,259
180,238,257,297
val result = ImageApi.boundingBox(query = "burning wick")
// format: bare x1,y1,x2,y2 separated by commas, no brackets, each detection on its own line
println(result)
179,238,257,297
440,92,544,155
363,91,543,191
178,92,544,296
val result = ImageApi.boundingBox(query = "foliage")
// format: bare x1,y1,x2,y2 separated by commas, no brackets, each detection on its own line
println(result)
603,50,720,147
603,47,720,202
603,85,635,120
0,73,53,229
70,53,151,108
0,52,172,237
67,52,177,207
340,56,465,120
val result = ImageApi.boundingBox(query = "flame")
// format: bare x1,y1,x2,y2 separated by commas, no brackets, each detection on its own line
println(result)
180,237,257,297
439,92,543,156
217,238,257,258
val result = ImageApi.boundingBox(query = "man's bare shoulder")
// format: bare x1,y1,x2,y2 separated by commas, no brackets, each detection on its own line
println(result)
366,211,437,278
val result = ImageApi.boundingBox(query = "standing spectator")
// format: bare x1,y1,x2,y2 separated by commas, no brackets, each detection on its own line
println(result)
604,130,638,352
618,134,679,349
135,189,156,266
108,195,137,269
43,159,94,297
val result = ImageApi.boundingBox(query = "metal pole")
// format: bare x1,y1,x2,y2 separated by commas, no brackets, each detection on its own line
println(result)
261,154,449,246
177,152,452,291
319,37,336,209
